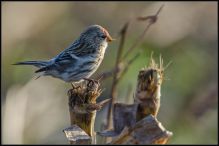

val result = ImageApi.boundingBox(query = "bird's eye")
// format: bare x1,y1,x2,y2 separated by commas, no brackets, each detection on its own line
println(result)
100,35,107,39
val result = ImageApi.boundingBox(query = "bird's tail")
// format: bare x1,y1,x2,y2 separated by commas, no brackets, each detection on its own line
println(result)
13,60,49,68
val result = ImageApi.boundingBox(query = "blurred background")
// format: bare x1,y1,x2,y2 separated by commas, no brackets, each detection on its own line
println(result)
2,1,218,144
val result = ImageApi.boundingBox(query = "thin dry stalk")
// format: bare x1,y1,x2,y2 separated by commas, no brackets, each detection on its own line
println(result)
104,5,164,141
106,22,129,131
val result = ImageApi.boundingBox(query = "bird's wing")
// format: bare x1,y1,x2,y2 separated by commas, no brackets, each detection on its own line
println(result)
35,40,96,73
35,56,77,73
74,43,96,56
56,40,96,59
35,44,81,73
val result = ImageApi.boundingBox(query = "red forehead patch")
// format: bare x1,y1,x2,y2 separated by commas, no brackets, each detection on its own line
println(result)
101,27,108,35
99,26,113,42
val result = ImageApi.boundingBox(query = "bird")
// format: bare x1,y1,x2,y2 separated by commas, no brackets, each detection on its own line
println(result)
13,25,114,83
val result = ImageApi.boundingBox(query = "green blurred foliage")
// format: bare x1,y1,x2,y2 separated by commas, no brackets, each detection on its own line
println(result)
2,2,218,144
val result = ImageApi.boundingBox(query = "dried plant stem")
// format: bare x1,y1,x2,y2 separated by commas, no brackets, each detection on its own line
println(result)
104,5,164,143
117,52,140,81
105,23,129,142
122,4,164,60
98,5,164,82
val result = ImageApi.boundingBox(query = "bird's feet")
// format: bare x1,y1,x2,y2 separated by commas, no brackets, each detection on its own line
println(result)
70,82,85,103
70,82,82,90
83,78,100,92
83,78,99,84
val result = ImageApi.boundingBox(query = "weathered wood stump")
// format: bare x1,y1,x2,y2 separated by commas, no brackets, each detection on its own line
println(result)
64,79,110,144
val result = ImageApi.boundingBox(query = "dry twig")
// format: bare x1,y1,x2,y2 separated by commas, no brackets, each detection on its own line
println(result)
104,5,165,140
106,22,129,131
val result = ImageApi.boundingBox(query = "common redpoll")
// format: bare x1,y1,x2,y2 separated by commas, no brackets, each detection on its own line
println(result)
14,25,114,82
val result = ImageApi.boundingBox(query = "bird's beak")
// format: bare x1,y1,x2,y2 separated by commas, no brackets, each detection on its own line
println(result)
106,34,115,42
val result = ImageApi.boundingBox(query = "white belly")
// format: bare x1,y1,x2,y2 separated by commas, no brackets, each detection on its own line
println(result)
83,42,108,77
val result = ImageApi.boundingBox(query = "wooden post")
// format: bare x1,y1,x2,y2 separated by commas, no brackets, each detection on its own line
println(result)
65,79,102,144
134,56,164,121
63,125,91,144
111,115,173,144
98,56,173,144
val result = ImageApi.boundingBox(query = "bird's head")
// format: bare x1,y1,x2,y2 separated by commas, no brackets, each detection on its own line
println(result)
80,25,114,46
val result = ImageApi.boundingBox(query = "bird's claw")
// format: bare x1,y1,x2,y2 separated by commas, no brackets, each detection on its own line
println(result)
83,78,99,85
71,83,82,90
83,78,100,91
